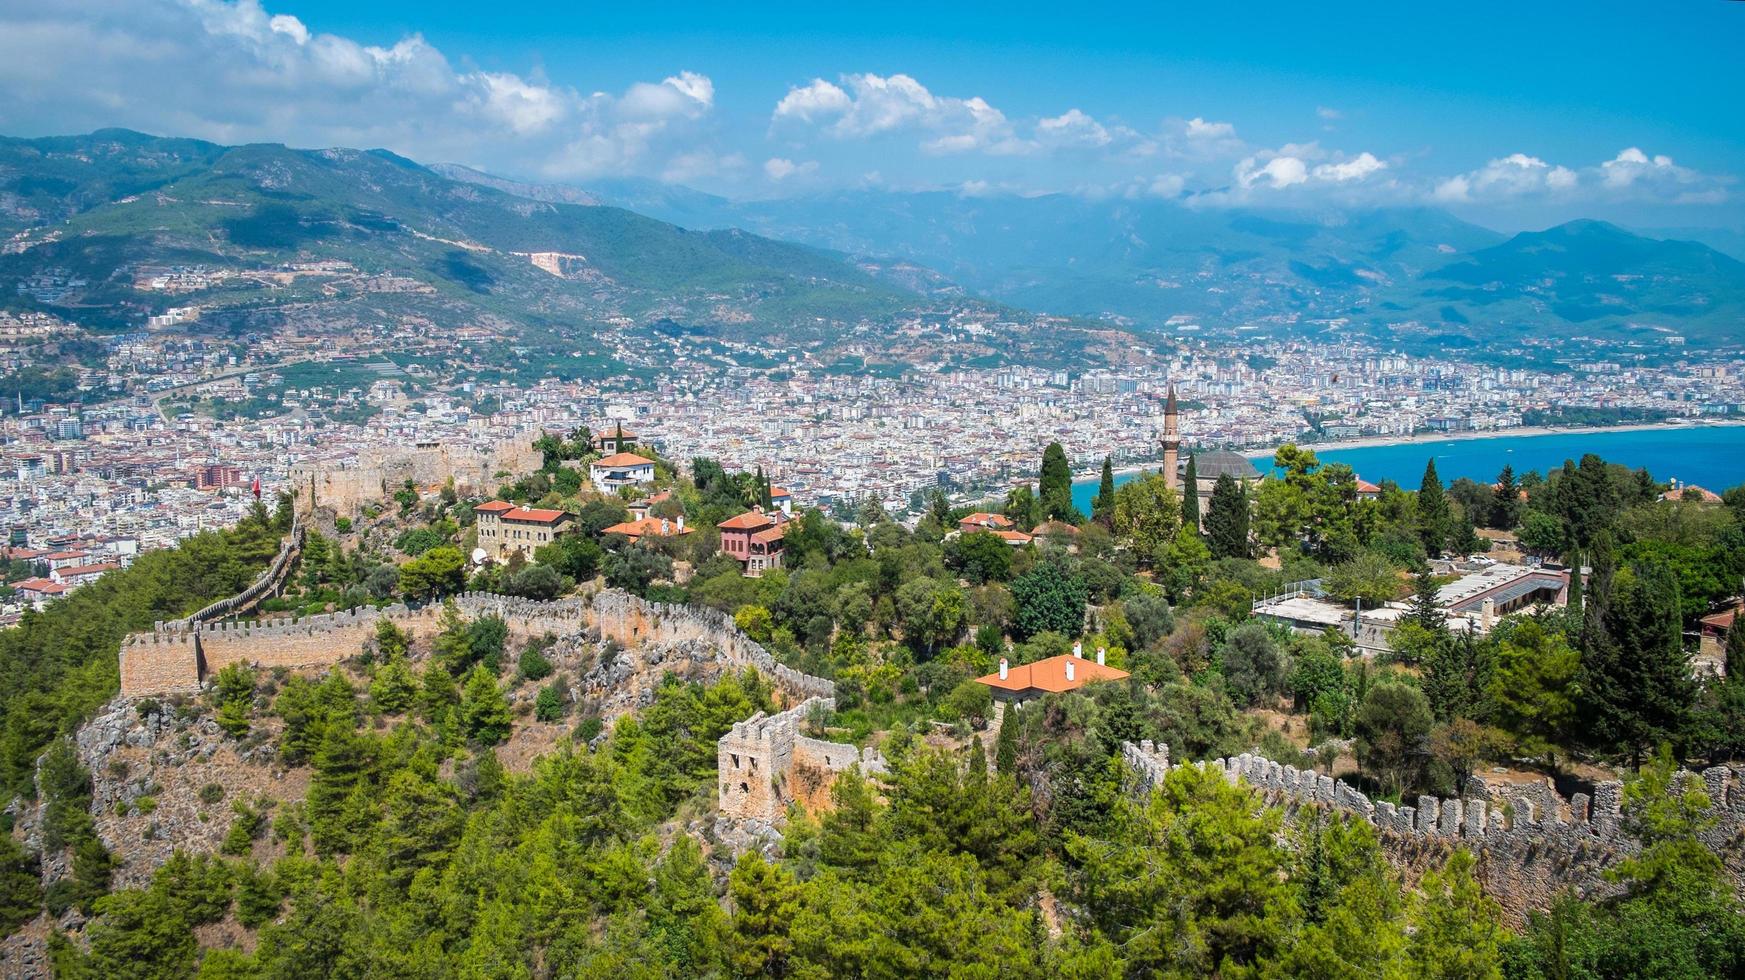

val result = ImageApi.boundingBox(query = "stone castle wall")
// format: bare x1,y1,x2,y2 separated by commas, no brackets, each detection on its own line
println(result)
717,698,887,822
1121,740,1745,924
119,590,832,705
290,430,543,518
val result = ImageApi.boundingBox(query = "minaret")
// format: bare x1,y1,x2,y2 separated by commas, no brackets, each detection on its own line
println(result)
1162,384,1180,490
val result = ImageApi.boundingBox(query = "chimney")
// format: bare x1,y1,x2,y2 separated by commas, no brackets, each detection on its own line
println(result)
998,658,1009,680
1072,641,1083,659
1097,647,1106,666
676,515,685,533
1481,597,1495,627
660,518,670,535
1065,659,1076,682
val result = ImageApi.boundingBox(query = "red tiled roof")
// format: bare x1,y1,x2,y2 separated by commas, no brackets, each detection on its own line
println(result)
603,517,693,539
501,506,569,525
473,500,514,513
13,578,67,595
751,525,787,544
718,510,777,530
959,512,1014,529
993,529,1034,544
593,452,654,468
975,654,1130,694
57,563,119,578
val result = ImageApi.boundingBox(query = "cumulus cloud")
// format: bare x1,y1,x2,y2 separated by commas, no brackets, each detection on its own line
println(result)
763,157,818,181
1313,152,1386,182
771,72,1033,155
771,78,852,123
1430,147,1730,206
0,0,718,181
1035,108,1111,149
1432,153,1574,202
1232,146,1386,194
1185,117,1237,141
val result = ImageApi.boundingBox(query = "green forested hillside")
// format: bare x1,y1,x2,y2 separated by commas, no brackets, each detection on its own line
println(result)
0,130,914,344
0,505,285,799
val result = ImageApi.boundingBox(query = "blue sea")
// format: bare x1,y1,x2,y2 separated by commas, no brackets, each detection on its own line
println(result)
1070,425,1745,513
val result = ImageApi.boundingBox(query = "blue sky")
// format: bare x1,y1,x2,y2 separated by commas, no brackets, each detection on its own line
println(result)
2,0,1741,228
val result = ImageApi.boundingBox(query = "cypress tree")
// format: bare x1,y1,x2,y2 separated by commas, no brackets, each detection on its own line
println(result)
1416,458,1451,557
1565,549,1583,626
995,708,1018,775
1205,473,1249,559
1092,456,1116,527
1038,442,1079,522
1727,616,1745,682
1180,455,1201,531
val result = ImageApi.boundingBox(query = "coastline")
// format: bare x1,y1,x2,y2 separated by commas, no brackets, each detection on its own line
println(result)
1072,418,1745,484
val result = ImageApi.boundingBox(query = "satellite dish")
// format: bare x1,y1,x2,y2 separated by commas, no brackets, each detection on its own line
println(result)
470,547,489,565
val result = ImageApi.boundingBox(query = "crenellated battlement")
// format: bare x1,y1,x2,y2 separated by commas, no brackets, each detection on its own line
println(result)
717,697,887,822
118,589,835,703
1121,740,1745,922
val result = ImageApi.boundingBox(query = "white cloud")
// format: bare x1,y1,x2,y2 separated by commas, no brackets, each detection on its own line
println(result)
1185,116,1236,141
1316,106,1341,121
1146,174,1186,198
763,157,818,181
1430,147,1728,206
1230,146,1386,194
772,78,852,123
466,72,567,135
1312,152,1386,182
1238,155,1309,189
0,0,719,182
771,72,1033,155
1035,108,1111,148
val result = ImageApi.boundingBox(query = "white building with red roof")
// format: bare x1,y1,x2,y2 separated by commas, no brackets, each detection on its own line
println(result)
589,452,655,493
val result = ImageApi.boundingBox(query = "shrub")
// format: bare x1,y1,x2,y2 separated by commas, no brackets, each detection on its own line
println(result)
518,644,554,683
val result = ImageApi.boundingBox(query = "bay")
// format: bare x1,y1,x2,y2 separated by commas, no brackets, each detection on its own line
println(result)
1070,424,1745,515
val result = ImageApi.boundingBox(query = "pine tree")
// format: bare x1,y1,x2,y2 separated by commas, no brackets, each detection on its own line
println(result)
1409,566,1446,634
1180,455,1201,531
728,852,800,977
1584,561,1694,765
1204,473,1249,559
1416,458,1451,557
1092,456,1116,527
460,666,512,746
1491,464,1520,529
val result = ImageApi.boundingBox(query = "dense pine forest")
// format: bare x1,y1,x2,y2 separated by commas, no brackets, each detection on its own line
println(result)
4,434,1744,977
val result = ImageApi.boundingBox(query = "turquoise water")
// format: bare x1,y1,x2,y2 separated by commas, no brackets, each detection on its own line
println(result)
1070,425,1745,513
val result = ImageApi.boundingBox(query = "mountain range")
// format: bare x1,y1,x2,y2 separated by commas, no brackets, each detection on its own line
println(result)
0,130,954,349
553,179,1745,349
3,129,1742,369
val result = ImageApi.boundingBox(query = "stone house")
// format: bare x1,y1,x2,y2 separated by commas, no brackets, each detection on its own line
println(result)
473,500,573,562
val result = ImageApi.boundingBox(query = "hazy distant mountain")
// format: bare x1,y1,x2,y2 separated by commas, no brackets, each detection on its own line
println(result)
567,181,1745,347
1638,225,1745,263
1392,219,1745,341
